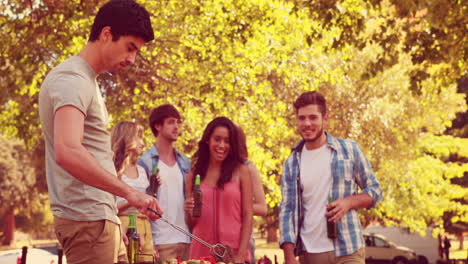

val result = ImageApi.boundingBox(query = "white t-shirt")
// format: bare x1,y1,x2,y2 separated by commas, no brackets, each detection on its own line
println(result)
116,165,150,214
300,143,334,253
152,160,190,245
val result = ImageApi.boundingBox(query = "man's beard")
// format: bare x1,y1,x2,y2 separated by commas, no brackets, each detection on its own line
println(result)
162,132,178,142
302,126,324,143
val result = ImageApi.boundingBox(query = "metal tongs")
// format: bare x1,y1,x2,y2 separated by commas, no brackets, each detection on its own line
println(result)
147,208,231,261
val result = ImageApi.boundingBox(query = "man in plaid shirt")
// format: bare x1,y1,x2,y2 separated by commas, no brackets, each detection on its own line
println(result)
279,91,383,264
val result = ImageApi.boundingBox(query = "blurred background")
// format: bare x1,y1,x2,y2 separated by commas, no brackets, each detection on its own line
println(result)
0,0,466,263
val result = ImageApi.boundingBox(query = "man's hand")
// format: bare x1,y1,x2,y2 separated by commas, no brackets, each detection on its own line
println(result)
125,190,163,221
282,243,299,264
326,196,354,222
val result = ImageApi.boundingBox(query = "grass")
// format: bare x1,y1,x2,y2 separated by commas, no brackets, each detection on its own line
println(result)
450,240,468,260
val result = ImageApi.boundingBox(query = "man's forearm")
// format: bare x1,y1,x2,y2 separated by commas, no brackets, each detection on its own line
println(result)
346,193,373,210
55,143,133,199
282,242,298,264
282,242,295,254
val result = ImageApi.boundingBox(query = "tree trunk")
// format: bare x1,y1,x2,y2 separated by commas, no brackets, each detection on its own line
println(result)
458,233,463,250
266,226,277,243
3,210,15,246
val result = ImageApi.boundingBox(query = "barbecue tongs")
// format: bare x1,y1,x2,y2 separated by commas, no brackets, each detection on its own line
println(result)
147,208,232,262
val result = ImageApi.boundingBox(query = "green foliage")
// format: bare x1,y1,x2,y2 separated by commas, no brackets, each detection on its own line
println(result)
0,136,36,210
0,135,51,236
15,194,54,235
0,0,466,236
418,134,468,162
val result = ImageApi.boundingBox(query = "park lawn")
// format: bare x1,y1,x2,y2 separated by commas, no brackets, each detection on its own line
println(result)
450,249,467,260
450,240,468,260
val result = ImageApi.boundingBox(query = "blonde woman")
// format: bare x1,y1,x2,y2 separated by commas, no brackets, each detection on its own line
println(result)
112,121,155,263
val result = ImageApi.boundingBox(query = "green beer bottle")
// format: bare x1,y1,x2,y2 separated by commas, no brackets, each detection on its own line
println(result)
148,165,159,198
326,196,337,239
126,213,139,264
192,174,202,217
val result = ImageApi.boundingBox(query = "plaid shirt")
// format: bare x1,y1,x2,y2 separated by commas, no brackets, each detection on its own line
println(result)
279,133,383,257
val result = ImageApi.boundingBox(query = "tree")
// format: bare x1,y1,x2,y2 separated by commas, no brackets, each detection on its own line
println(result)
442,76,468,249
0,136,36,245
289,0,467,90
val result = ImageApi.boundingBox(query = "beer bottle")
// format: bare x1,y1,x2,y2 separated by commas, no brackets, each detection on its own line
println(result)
148,165,159,198
126,213,139,264
327,196,337,239
192,174,202,217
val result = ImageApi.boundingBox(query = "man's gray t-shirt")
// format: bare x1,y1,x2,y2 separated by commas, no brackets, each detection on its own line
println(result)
38,55,119,223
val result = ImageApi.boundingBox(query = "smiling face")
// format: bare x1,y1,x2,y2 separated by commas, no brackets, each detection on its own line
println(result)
208,126,231,163
297,104,328,149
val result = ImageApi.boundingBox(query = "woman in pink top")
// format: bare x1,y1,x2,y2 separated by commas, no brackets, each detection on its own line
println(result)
184,117,253,263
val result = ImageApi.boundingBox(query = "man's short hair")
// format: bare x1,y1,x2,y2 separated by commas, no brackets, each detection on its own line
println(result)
149,104,181,137
89,0,154,42
293,91,327,115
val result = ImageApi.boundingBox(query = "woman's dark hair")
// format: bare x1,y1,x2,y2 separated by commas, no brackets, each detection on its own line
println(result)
236,124,248,162
89,0,154,42
192,117,242,188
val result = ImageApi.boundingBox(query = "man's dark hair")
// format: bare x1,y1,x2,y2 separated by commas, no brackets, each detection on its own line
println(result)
293,91,327,116
149,104,181,137
89,0,154,42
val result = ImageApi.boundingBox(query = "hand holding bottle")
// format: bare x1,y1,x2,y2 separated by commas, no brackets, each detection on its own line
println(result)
148,166,160,198
326,196,354,223
192,174,202,217
183,197,195,216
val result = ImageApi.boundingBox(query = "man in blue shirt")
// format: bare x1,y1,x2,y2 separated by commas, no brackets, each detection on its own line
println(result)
138,104,192,262
279,91,383,264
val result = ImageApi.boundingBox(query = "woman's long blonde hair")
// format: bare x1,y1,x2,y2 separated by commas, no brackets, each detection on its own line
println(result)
111,121,144,177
